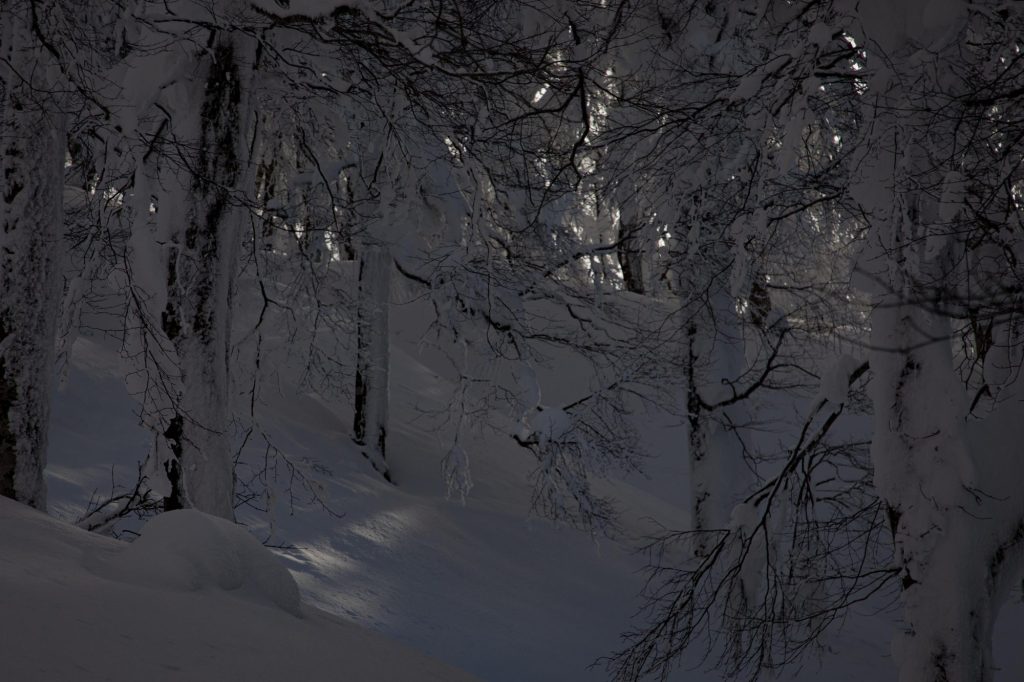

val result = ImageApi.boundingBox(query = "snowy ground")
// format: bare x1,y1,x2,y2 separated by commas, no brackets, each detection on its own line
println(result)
18,329,1024,680
0,497,478,681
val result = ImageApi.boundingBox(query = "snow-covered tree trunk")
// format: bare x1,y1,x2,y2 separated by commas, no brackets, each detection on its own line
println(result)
161,35,252,519
0,5,65,509
853,4,1024,677
863,88,1024,682
869,200,1024,682
353,244,392,482
870,301,983,681
686,285,749,555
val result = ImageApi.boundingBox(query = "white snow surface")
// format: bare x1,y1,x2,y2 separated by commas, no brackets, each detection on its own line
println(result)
29,327,1024,681
0,496,478,682
87,509,303,617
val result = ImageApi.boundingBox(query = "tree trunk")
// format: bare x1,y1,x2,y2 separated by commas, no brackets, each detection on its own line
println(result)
617,210,645,294
686,286,749,556
685,322,711,554
864,119,1023,682
870,298,1007,682
160,37,251,519
0,5,65,509
353,244,392,482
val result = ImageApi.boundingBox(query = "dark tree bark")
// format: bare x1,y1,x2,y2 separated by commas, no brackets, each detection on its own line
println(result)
353,245,392,483
0,3,66,509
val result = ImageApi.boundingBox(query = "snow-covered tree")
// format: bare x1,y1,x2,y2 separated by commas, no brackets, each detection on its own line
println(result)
108,2,261,520
603,1,889,678
0,0,67,509
853,2,1024,679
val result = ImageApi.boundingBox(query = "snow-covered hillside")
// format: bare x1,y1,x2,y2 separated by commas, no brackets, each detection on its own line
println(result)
32,332,889,682
7,2,1024,681
3,323,1021,682
0,496,478,682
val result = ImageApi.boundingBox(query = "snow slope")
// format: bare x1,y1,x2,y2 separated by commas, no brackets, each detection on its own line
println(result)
0,496,479,681
35,330,1024,681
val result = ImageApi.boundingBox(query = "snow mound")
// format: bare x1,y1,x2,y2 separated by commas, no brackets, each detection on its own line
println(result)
91,510,302,617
